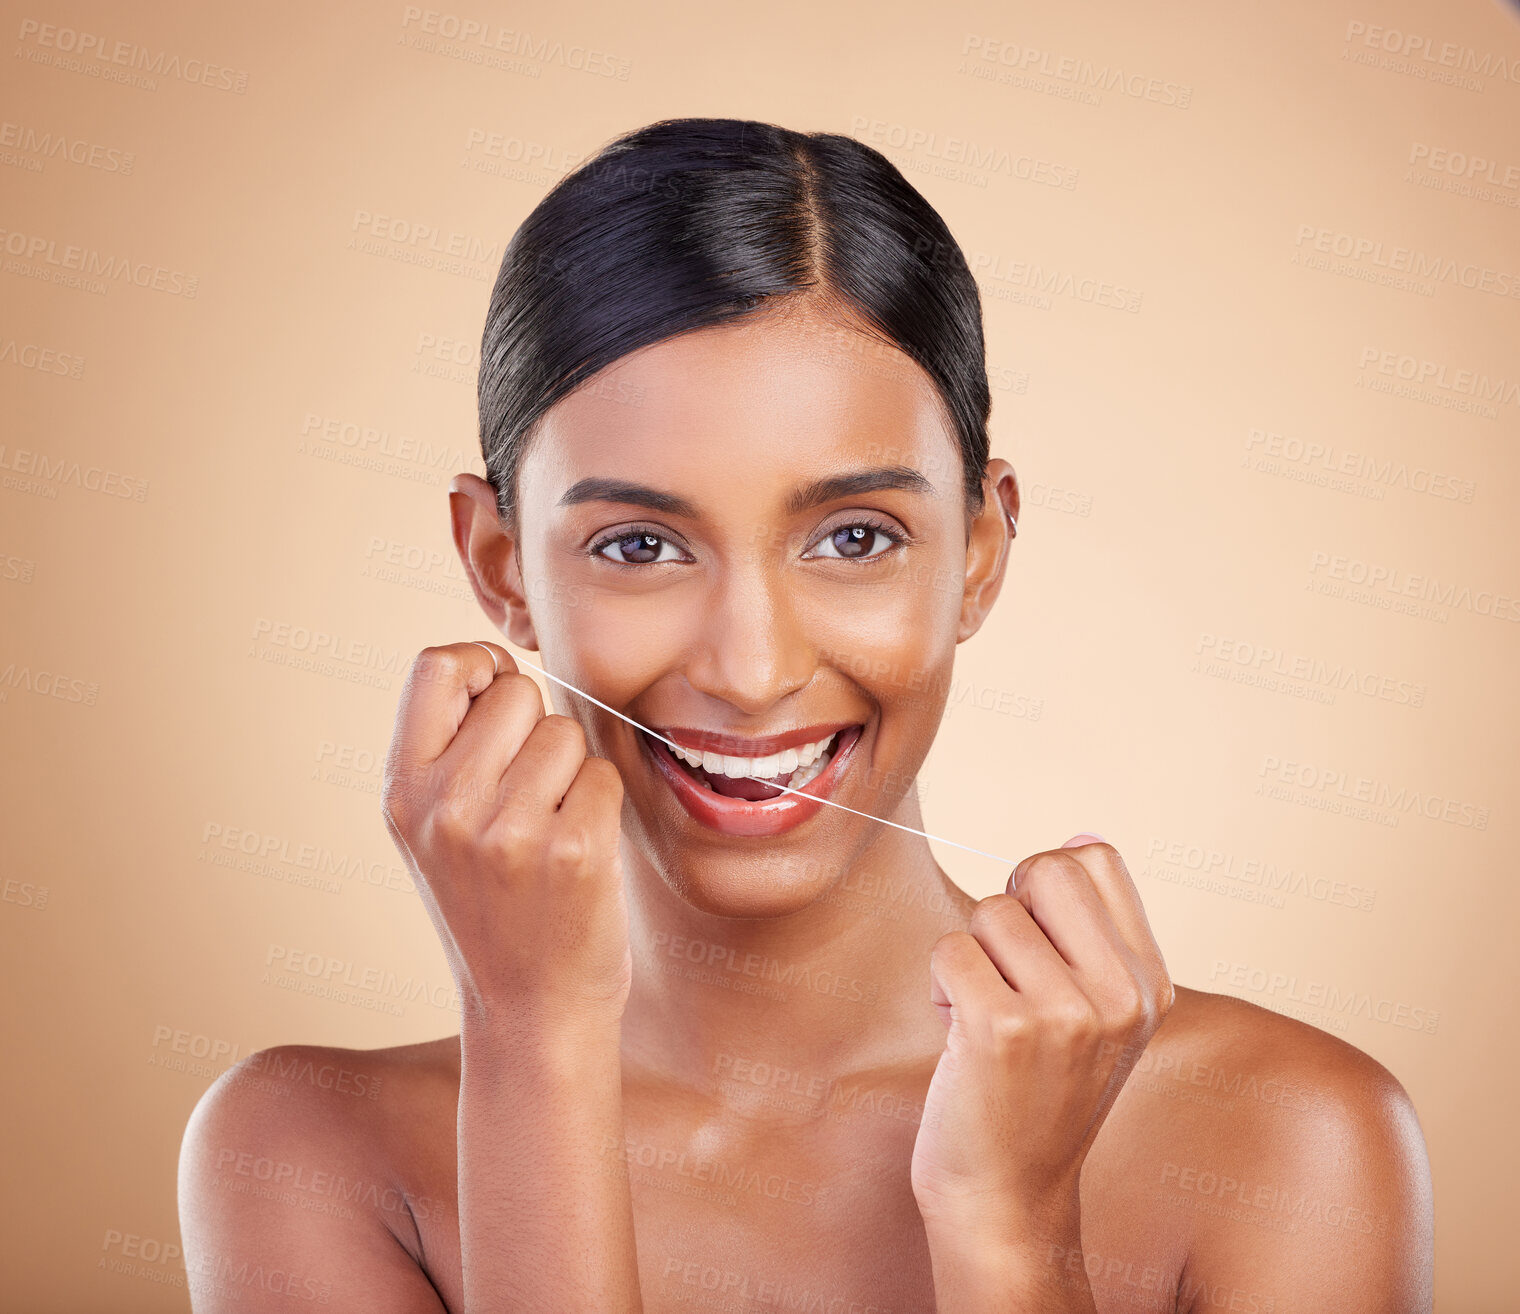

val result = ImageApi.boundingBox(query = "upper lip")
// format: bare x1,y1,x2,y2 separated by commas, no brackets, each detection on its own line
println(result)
650,721,861,758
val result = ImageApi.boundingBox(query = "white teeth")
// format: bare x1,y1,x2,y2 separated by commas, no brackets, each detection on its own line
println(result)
669,731,841,780
790,750,831,789
751,751,784,778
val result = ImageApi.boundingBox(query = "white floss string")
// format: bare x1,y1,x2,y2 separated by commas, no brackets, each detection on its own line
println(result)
469,641,1018,869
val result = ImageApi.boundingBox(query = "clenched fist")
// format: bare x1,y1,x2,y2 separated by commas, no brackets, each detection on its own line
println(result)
380,641,632,1031
912,836,1174,1246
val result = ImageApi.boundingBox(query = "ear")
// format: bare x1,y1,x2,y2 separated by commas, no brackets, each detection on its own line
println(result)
956,458,1019,644
448,473,541,652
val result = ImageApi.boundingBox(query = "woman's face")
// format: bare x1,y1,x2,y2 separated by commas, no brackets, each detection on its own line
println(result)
462,297,1017,918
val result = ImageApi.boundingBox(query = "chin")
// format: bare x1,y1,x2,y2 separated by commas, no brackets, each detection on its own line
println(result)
654,847,850,920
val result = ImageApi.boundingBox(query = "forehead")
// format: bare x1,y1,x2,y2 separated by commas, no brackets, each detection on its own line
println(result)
519,301,963,512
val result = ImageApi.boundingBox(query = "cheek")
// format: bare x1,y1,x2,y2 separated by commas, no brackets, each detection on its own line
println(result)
803,557,964,682
553,597,685,706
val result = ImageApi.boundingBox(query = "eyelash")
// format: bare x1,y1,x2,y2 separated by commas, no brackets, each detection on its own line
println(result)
587,517,912,566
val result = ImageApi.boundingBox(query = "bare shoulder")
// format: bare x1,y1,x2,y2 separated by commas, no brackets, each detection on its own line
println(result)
1150,983,1421,1116
1100,984,1434,1313
177,1036,461,1312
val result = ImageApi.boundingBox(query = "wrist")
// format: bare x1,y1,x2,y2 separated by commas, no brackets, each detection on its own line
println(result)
460,994,624,1066
921,1191,1091,1314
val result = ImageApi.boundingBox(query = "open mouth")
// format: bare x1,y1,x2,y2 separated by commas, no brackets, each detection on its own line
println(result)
647,725,859,801
638,722,867,836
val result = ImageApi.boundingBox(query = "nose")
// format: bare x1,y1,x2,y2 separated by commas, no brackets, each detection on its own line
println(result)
681,556,816,718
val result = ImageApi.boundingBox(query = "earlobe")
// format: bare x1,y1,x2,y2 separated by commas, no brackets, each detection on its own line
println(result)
447,474,541,651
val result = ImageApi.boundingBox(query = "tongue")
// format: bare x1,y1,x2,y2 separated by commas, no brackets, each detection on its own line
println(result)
704,769,791,801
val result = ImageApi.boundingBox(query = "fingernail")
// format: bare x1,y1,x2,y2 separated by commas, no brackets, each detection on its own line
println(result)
1063,832,1106,847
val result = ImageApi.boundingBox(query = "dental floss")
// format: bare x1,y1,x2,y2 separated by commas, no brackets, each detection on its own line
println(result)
469,641,1018,869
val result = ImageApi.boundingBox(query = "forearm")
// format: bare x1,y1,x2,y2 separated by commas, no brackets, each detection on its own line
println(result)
458,1007,642,1313
923,1197,1097,1314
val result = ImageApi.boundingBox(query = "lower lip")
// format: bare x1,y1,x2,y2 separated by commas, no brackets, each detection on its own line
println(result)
642,725,866,838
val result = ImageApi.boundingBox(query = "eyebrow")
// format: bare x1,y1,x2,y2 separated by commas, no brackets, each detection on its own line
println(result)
556,465,937,519
784,466,937,515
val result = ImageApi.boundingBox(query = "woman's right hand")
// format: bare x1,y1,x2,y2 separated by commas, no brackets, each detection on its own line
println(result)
380,640,632,1031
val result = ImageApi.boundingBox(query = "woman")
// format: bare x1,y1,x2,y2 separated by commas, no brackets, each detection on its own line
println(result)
179,118,1433,1312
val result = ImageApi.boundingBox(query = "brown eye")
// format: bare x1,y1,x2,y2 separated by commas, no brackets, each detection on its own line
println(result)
833,526,873,558
596,532,681,565
807,522,900,561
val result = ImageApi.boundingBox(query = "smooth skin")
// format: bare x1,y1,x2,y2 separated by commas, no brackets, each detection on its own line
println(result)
179,296,1433,1312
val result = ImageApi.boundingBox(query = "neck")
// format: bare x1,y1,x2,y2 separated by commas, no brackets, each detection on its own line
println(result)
617,789,977,1091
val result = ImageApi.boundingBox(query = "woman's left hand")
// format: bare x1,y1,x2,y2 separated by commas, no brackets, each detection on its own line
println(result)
911,835,1175,1257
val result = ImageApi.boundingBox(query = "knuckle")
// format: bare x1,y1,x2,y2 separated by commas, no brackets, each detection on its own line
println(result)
968,892,1022,937
1108,982,1152,1030
502,671,543,705
989,1008,1029,1049
931,929,980,969
540,713,586,751
1158,975,1177,1017
427,789,475,842
1017,850,1082,886
446,770,495,815
484,815,534,863
412,645,464,688
584,755,624,794
544,830,591,873
1050,998,1100,1038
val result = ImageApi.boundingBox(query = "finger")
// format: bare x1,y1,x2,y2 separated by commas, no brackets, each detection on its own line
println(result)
1006,850,1130,970
493,714,590,816
1040,840,1170,997
966,895,1085,1003
435,668,547,791
1003,851,1147,1009
928,930,1026,1030
388,642,510,772
557,755,626,841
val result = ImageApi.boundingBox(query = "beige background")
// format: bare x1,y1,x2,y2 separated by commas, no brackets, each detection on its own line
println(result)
2,0,1516,1308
